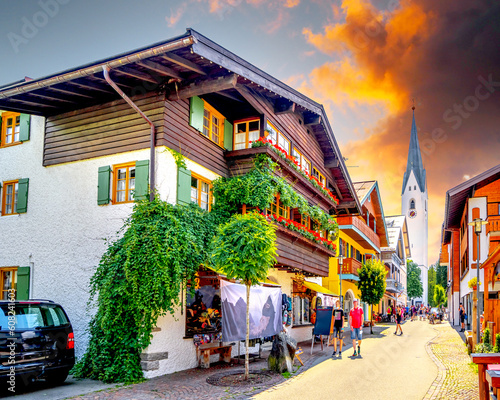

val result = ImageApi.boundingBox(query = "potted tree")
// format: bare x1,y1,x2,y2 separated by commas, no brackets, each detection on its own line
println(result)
468,277,481,290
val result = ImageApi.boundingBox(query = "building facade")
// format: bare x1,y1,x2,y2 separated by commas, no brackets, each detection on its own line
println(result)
0,29,360,377
442,164,500,328
401,108,429,304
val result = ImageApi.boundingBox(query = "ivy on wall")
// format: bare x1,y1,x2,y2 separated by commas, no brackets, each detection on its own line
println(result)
74,153,338,383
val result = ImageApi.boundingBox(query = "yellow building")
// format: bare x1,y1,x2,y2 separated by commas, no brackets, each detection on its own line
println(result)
323,181,389,320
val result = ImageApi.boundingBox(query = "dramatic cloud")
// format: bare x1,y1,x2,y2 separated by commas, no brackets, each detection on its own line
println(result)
297,0,500,263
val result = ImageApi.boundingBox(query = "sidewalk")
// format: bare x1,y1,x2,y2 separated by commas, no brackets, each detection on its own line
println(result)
63,325,385,400
423,321,479,400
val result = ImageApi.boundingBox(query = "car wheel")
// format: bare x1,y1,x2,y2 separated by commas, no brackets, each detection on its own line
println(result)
45,370,69,386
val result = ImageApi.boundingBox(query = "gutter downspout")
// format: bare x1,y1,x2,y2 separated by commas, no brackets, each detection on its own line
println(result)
102,66,155,201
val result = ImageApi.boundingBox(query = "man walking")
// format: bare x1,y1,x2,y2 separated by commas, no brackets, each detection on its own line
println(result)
332,299,344,357
349,299,364,357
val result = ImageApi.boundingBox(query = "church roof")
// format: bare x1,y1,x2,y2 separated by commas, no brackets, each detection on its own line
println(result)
402,109,426,194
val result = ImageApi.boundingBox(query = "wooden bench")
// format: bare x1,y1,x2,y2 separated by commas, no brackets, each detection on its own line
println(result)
486,370,500,400
471,353,500,399
197,342,232,369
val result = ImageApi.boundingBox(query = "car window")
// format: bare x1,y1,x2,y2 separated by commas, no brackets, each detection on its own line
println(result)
0,304,69,330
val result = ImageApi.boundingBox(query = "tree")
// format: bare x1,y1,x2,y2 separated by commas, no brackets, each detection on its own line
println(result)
436,263,448,288
407,260,423,302
211,212,277,379
428,265,436,307
434,284,447,307
356,259,387,334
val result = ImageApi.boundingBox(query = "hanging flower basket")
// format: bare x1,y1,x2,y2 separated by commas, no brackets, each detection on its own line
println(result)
468,277,481,290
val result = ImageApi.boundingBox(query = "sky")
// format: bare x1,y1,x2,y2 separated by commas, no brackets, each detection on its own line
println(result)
1,0,499,266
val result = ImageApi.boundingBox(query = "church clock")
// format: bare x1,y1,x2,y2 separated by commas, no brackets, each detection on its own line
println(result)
409,209,417,219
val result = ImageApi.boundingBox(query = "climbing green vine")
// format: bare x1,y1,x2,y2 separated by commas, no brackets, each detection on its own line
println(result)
74,153,338,383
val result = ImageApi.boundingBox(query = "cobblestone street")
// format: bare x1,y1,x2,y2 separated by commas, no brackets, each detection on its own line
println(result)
424,323,479,400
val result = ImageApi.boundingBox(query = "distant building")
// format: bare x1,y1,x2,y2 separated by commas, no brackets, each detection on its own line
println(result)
401,108,429,304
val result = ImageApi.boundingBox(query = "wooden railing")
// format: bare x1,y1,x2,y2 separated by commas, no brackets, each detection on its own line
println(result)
337,215,381,249
339,257,362,276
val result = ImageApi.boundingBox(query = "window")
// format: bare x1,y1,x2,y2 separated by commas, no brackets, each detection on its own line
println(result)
312,167,325,185
410,199,416,210
113,163,135,204
234,119,260,150
293,295,310,325
267,193,289,219
1,180,18,215
203,102,224,146
1,112,20,146
266,121,291,154
292,147,311,174
191,174,211,211
409,186,411,191
0,267,17,300
414,185,416,190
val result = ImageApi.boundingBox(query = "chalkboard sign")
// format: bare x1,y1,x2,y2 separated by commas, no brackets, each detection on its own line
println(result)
313,307,333,336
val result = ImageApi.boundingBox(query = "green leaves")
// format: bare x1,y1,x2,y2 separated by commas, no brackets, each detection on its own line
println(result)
356,259,387,306
211,213,277,286
74,197,219,383
407,260,424,300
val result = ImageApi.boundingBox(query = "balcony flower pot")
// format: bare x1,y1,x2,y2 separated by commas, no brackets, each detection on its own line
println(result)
468,277,480,290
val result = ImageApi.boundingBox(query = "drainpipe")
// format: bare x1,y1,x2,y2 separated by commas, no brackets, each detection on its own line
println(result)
102,66,155,201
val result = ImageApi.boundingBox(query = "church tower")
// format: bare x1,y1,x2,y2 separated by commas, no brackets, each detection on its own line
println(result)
401,107,429,305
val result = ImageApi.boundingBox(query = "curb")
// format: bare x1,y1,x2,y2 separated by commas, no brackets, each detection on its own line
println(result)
422,325,447,400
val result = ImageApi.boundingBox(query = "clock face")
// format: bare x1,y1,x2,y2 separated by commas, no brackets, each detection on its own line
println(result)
409,210,417,219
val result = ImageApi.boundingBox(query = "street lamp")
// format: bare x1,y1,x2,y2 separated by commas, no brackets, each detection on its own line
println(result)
468,217,488,344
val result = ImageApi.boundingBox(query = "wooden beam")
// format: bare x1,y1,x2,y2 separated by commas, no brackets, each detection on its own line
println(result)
338,201,357,209
114,66,159,84
93,76,135,90
304,114,321,126
215,90,244,102
27,92,76,104
167,73,238,101
67,79,115,94
274,99,296,115
48,86,94,99
136,60,183,80
0,102,46,115
325,156,339,169
235,84,266,114
9,98,58,108
161,53,207,75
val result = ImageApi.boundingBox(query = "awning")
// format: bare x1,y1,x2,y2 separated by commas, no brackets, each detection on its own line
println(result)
339,273,360,282
203,265,281,286
303,281,337,296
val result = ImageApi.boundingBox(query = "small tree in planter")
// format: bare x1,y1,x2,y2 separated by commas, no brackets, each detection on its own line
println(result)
357,259,387,334
211,212,277,380
434,284,447,307
468,277,481,290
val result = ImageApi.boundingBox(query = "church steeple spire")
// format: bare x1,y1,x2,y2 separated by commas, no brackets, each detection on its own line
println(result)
402,107,426,194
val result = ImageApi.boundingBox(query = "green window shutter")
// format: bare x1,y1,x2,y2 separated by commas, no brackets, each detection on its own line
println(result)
17,178,29,213
97,166,111,205
223,119,233,151
189,96,205,132
19,114,30,142
16,267,30,300
134,159,150,201
177,167,192,205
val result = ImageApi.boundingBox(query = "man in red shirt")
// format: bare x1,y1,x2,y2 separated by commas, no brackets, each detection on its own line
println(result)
349,299,364,357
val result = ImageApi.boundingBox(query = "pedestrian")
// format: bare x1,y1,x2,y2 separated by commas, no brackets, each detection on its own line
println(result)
349,299,364,357
459,303,466,332
332,299,344,357
394,305,403,335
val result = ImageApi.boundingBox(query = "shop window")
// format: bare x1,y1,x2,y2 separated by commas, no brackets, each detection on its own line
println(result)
191,174,211,211
292,280,312,326
0,267,17,300
185,266,221,338
113,163,136,204
267,193,289,219
234,119,260,150
312,167,325,185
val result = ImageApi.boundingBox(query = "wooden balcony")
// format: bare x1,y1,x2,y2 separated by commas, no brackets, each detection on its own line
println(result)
274,223,335,277
225,146,338,212
337,215,381,251
487,215,500,236
338,257,362,276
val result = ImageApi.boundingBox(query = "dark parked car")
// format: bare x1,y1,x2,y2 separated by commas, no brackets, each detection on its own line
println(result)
0,300,75,388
